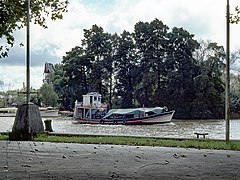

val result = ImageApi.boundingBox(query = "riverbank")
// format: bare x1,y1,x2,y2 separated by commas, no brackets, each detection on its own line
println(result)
1,140,240,179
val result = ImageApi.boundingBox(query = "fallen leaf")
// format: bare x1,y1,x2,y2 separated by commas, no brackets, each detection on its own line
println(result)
173,153,179,158
135,155,141,159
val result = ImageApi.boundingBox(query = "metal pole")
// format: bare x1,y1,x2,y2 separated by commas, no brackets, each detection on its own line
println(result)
225,0,230,144
26,0,30,103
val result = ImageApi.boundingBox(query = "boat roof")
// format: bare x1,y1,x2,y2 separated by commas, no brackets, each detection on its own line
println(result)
103,107,164,118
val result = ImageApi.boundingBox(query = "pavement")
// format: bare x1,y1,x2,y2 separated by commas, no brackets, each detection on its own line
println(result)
0,141,240,180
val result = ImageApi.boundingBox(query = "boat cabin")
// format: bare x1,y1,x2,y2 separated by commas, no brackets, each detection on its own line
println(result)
82,92,102,108
73,92,107,119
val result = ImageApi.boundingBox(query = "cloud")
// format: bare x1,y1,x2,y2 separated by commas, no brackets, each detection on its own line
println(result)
0,0,240,90
0,43,60,67
0,65,44,90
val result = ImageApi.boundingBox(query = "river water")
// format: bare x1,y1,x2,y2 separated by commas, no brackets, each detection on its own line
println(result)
1,117,240,140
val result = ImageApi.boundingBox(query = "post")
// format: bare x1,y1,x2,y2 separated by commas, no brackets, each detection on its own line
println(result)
26,0,30,103
44,119,53,132
225,0,230,144
10,0,44,141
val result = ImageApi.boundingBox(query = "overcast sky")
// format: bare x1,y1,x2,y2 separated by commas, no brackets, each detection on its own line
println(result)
0,0,240,91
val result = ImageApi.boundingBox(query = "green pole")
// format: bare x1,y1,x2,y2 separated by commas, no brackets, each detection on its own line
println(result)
26,0,30,103
225,0,230,144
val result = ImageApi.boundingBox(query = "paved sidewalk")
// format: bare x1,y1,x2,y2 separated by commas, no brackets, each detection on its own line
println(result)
0,141,240,179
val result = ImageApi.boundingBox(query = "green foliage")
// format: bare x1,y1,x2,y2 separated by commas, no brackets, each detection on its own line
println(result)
0,134,9,140
191,41,225,118
49,18,238,119
230,5,240,24
50,63,70,110
0,0,69,58
39,83,59,107
164,27,200,118
114,30,137,108
134,19,170,107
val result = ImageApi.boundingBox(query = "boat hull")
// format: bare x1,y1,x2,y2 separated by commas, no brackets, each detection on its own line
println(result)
74,110,175,125
40,110,59,117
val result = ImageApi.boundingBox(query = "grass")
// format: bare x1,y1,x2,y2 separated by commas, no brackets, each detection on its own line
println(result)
1,132,240,151
0,134,9,141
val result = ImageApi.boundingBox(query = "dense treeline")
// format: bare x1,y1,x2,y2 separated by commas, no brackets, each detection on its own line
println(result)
49,18,239,119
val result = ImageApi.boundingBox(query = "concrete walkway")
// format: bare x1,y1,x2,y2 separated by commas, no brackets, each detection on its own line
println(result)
0,141,240,180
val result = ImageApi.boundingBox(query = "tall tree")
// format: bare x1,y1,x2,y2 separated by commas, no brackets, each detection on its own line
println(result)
102,33,120,108
114,30,137,108
192,41,225,118
0,0,69,58
62,46,91,108
166,27,200,118
82,25,110,96
134,19,169,106
49,63,70,110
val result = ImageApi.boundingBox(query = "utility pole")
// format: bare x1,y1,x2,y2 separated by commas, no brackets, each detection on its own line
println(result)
11,0,44,140
26,0,30,103
225,0,230,144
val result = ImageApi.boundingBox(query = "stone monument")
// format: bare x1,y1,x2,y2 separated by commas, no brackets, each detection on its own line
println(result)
10,103,44,140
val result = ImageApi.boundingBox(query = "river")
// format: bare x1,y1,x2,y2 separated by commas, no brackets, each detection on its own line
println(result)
0,117,240,140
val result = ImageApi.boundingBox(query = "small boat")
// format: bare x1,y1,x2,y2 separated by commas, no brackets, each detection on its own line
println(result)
73,92,175,125
0,107,17,117
0,106,59,117
39,107,59,117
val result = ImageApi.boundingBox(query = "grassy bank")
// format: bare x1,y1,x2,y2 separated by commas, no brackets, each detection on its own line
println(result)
1,132,240,151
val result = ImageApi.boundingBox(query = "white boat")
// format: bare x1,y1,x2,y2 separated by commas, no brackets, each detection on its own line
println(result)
39,107,59,117
73,92,175,125
0,107,17,117
0,107,59,117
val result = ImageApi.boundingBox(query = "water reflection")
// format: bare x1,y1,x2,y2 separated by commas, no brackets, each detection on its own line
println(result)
1,117,240,140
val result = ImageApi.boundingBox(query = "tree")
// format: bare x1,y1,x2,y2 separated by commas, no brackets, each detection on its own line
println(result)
82,25,111,95
192,41,225,118
0,0,69,58
229,49,240,118
60,26,117,108
166,27,200,118
62,46,91,108
134,19,170,107
39,83,58,107
102,33,120,108
49,63,70,110
230,5,240,24
114,30,137,108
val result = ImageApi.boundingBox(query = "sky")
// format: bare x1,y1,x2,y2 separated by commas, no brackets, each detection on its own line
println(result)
0,0,240,91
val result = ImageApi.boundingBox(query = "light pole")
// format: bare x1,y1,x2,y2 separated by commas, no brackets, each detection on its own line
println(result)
225,0,230,144
26,0,30,103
